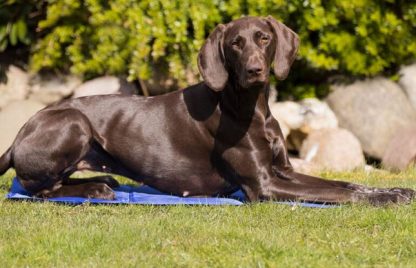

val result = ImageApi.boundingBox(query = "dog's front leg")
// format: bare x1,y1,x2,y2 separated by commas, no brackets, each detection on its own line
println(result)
224,145,360,203
265,118,415,204
239,161,360,204
242,157,414,205
266,117,354,188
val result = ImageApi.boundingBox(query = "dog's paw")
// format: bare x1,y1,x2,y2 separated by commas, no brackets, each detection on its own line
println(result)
388,187,415,200
366,191,413,206
84,183,115,200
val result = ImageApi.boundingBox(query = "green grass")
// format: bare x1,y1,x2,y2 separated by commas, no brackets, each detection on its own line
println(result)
1,169,416,267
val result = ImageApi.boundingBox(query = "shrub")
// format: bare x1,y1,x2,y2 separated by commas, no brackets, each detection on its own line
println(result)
18,1,416,98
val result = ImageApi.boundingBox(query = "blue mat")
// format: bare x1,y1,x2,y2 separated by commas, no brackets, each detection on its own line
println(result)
6,177,336,208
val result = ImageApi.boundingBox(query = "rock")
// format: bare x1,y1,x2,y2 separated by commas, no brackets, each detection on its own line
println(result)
269,97,338,150
299,128,365,172
267,89,290,139
0,100,45,155
0,65,30,109
277,121,291,141
269,101,303,138
289,157,320,175
28,73,82,105
327,77,416,159
382,126,416,171
399,63,416,110
299,98,338,133
72,76,137,98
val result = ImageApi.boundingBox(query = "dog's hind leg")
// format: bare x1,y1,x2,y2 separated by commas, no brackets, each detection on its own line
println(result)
12,108,115,200
62,139,143,189
38,182,115,199
63,176,119,188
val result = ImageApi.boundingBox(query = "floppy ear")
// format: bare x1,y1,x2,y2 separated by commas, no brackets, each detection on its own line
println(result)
266,16,299,80
197,24,228,91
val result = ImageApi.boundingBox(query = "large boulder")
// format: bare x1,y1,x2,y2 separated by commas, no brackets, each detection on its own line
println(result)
326,77,416,159
0,100,45,155
382,126,416,171
299,128,365,172
28,73,82,105
399,63,416,110
72,76,137,98
0,65,30,109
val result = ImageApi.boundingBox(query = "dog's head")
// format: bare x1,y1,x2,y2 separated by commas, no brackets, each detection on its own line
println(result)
198,16,299,91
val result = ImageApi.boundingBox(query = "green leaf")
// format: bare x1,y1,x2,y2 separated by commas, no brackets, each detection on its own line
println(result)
0,38,8,51
9,22,17,46
16,19,28,43
0,25,7,41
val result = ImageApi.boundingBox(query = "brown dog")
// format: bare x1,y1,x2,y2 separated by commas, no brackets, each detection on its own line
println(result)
0,16,414,205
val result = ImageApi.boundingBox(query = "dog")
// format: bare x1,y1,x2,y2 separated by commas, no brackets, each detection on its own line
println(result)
0,16,414,205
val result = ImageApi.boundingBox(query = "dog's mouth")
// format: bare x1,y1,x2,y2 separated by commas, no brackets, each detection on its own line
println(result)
242,74,268,88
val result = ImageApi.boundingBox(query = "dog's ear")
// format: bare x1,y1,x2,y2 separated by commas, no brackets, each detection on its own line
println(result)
198,24,228,91
266,16,299,80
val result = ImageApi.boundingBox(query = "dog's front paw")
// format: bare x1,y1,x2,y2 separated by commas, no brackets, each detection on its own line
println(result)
388,187,415,201
366,191,413,206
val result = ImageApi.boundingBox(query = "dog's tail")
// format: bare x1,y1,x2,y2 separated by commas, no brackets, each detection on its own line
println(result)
0,147,12,176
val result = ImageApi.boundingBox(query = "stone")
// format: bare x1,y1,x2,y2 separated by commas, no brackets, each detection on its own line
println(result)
268,88,302,138
0,100,45,155
269,97,338,150
289,157,320,175
299,128,365,172
72,76,137,98
0,65,30,109
28,73,82,105
382,126,416,171
326,77,416,159
399,63,416,110
299,98,338,133
269,100,303,138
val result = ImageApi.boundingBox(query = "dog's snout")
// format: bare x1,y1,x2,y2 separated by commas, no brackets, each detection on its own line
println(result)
245,51,265,77
246,64,263,76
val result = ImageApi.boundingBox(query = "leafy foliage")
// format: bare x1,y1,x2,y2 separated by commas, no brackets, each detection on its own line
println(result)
0,0,45,52
6,1,416,98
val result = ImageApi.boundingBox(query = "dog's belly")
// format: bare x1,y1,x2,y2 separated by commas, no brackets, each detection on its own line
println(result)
142,171,235,197
133,155,236,196
77,148,232,196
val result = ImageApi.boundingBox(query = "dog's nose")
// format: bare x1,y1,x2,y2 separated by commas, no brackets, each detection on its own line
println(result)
247,65,263,76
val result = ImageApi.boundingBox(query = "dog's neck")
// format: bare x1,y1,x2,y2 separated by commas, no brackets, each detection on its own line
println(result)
219,81,270,120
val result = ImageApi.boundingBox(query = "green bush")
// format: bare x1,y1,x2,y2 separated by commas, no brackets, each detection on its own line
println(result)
18,1,416,98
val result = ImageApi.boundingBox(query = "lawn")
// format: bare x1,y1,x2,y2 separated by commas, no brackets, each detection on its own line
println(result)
1,169,416,267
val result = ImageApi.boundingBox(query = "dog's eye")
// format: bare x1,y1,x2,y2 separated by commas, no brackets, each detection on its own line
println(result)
260,36,269,44
231,40,240,48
